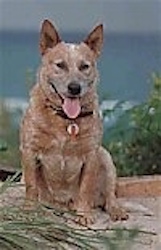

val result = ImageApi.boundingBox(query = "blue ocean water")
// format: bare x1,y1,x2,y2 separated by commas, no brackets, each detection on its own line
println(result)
0,31,161,102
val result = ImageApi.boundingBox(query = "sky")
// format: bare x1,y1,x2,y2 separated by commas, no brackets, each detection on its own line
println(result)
0,0,161,33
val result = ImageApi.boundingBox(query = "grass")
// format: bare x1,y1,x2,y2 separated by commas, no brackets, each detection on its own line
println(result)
0,207,142,250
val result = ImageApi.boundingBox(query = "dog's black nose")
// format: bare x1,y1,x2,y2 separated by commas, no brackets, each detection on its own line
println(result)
68,82,81,96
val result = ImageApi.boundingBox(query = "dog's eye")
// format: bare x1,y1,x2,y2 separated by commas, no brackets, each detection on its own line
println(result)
79,62,90,71
55,61,67,70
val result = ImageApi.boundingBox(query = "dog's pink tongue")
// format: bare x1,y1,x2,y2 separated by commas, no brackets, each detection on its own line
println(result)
62,98,81,119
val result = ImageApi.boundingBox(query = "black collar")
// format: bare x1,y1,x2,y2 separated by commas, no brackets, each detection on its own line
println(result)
49,105,94,121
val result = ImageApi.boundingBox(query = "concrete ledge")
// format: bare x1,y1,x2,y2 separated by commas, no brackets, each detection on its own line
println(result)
0,167,161,198
116,175,161,198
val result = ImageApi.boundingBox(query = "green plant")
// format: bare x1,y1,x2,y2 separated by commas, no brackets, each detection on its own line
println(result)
105,73,161,176
0,68,34,170
0,100,20,169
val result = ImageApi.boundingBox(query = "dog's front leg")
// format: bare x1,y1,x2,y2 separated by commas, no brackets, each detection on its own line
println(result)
21,152,39,209
74,150,99,225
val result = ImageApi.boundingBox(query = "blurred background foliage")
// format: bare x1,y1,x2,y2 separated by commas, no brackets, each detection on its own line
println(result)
104,73,161,176
0,100,21,169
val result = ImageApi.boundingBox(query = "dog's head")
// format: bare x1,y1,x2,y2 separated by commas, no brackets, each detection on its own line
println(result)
38,20,103,119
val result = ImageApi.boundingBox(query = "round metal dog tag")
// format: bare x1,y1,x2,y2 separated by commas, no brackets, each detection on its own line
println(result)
67,123,79,137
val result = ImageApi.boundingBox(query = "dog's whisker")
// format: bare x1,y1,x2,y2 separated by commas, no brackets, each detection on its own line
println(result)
48,79,64,102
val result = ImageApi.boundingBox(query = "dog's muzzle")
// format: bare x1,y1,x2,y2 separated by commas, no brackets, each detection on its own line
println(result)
47,79,94,120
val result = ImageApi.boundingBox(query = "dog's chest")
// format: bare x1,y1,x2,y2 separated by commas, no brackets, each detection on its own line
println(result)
35,110,101,184
40,147,83,187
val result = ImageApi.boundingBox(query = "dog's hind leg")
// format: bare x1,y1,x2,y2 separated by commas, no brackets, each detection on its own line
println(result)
98,147,128,221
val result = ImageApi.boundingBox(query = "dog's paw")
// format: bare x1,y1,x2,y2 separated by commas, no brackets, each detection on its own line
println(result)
22,200,38,211
75,212,96,226
109,206,129,221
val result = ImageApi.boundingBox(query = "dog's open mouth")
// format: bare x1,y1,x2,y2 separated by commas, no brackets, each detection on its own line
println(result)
62,97,81,119
48,80,82,119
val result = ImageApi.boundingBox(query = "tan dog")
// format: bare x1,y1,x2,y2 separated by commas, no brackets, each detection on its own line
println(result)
20,20,128,225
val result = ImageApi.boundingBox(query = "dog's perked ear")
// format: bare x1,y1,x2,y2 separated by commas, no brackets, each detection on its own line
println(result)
39,19,61,55
84,24,103,58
